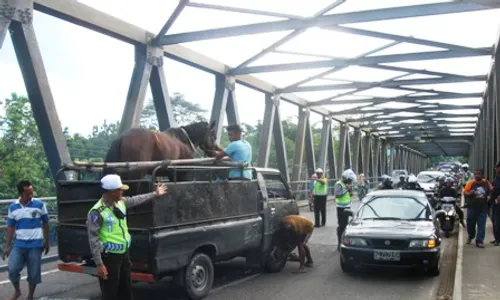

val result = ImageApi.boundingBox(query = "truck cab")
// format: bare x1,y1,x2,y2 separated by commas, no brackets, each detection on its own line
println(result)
56,161,298,300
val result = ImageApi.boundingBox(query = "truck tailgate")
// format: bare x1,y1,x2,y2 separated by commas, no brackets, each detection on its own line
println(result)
58,223,153,273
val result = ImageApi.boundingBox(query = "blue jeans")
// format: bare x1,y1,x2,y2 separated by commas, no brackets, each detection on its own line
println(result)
467,208,488,244
8,246,42,284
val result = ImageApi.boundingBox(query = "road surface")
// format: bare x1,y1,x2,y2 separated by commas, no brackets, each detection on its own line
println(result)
0,199,453,300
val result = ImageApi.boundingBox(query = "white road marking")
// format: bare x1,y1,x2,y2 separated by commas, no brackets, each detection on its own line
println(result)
0,268,59,285
452,195,465,300
210,273,260,294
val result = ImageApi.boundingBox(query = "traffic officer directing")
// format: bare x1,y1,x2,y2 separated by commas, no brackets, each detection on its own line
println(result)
87,174,168,300
334,169,356,251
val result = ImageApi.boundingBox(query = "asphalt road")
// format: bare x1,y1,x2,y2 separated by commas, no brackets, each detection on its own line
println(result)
0,199,452,300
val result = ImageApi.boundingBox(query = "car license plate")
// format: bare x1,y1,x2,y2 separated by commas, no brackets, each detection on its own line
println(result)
374,250,400,261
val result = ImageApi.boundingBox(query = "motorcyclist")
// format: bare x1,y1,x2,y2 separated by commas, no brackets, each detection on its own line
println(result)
396,175,407,189
437,177,465,227
404,175,423,191
378,175,393,190
461,163,473,187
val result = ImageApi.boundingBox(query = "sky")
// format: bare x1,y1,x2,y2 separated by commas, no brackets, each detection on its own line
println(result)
0,0,499,137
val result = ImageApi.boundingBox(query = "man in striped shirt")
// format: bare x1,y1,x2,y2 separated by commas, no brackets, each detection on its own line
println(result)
2,180,50,300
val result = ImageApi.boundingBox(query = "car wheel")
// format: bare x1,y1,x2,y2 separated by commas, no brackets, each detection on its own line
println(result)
340,258,353,273
184,253,214,300
262,246,287,273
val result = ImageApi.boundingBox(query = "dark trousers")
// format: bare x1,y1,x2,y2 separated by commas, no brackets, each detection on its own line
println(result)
336,207,349,245
99,251,133,300
313,195,327,226
492,204,500,242
466,208,488,244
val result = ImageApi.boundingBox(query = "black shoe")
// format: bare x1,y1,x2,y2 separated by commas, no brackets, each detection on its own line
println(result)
494,242,500,246
490,240,496,244
314,225,320,228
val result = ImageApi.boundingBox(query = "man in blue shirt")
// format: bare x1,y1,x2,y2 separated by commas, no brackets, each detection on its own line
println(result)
2,180,50,300
213,124,253,180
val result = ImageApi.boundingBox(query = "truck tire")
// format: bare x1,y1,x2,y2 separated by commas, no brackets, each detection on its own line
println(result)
261,246,287,273
183,253,214,300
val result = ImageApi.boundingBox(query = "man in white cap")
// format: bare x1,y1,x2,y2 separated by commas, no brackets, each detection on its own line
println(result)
87,174,167,300
312,168,328,227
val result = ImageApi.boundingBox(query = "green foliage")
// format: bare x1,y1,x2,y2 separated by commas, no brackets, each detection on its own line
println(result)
0,93,54,198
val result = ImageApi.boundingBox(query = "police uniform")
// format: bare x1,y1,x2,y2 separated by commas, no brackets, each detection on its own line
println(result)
87,175,157,300
334,179,352,249
312,172,328,227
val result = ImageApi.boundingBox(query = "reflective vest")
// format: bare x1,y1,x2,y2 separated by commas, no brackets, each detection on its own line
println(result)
313,178,328,196
462,171,473,185
335,181,351,208
88,199,131,254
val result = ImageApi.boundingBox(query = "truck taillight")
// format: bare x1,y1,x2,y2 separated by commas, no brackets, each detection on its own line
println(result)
64,254,83,262
132,262,149,271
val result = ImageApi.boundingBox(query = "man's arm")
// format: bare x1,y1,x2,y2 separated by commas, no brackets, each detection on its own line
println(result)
3,206,16,256
214,142,236,160
87,211,104,265
122,192,156,209
41,203,50,254
334,183,348,198
316,177,327,184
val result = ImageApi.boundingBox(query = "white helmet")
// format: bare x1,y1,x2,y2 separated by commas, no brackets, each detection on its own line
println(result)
408,175,418,183
342,169,357,182
462,163,469,169
315,168,324,173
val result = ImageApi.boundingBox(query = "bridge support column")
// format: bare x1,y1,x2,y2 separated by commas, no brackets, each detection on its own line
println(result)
119,38,176,133
327,123,337,182
372,137,380,179
210,75,239,143
337,123,348,178
351,129,361,174
362,134,372,178
257,93,289,181
257,93,276,168
291,107,308,195
380,139,388,176
318,116,331,173
304,111,316,177
7,0,72,180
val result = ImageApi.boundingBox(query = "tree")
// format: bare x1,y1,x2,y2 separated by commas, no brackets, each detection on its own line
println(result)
0,93,54,198
140,93,207,129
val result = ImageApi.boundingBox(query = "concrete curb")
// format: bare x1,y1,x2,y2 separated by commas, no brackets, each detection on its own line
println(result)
452,195,465,300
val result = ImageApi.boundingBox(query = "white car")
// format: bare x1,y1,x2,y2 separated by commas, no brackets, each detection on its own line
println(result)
417,171,445,191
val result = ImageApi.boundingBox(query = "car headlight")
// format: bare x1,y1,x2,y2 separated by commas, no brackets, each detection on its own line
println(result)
342,236,368,247
409,238,437,248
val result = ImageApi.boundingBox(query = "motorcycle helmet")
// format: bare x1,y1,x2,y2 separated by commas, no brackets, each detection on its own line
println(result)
461,163,469,171
408,175,418,183
342,169,357,183
445,177,454,185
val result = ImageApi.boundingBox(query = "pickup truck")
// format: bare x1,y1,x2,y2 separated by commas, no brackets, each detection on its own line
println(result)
56,162,298,300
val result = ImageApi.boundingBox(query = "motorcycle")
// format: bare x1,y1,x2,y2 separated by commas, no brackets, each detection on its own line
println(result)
437,197,459,238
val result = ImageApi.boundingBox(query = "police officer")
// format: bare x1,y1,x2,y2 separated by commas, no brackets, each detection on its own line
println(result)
335,169,356,251
87,174,168,300
312,168,328,227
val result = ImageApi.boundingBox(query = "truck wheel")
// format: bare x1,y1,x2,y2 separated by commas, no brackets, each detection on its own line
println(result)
184,253,214,300
262,246,287,273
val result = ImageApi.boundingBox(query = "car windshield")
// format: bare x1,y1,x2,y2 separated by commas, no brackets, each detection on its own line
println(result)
417,173,440,183
357,197,430,221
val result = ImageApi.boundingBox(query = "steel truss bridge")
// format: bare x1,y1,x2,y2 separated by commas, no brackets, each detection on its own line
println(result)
1,0,500,183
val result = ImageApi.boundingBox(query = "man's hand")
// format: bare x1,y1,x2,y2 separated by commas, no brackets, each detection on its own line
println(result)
97,264,108,280
155,183,168,196
2,246,11,261
43,241,50,255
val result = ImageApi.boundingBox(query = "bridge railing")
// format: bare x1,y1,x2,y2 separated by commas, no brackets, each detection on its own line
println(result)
288,176,380,199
